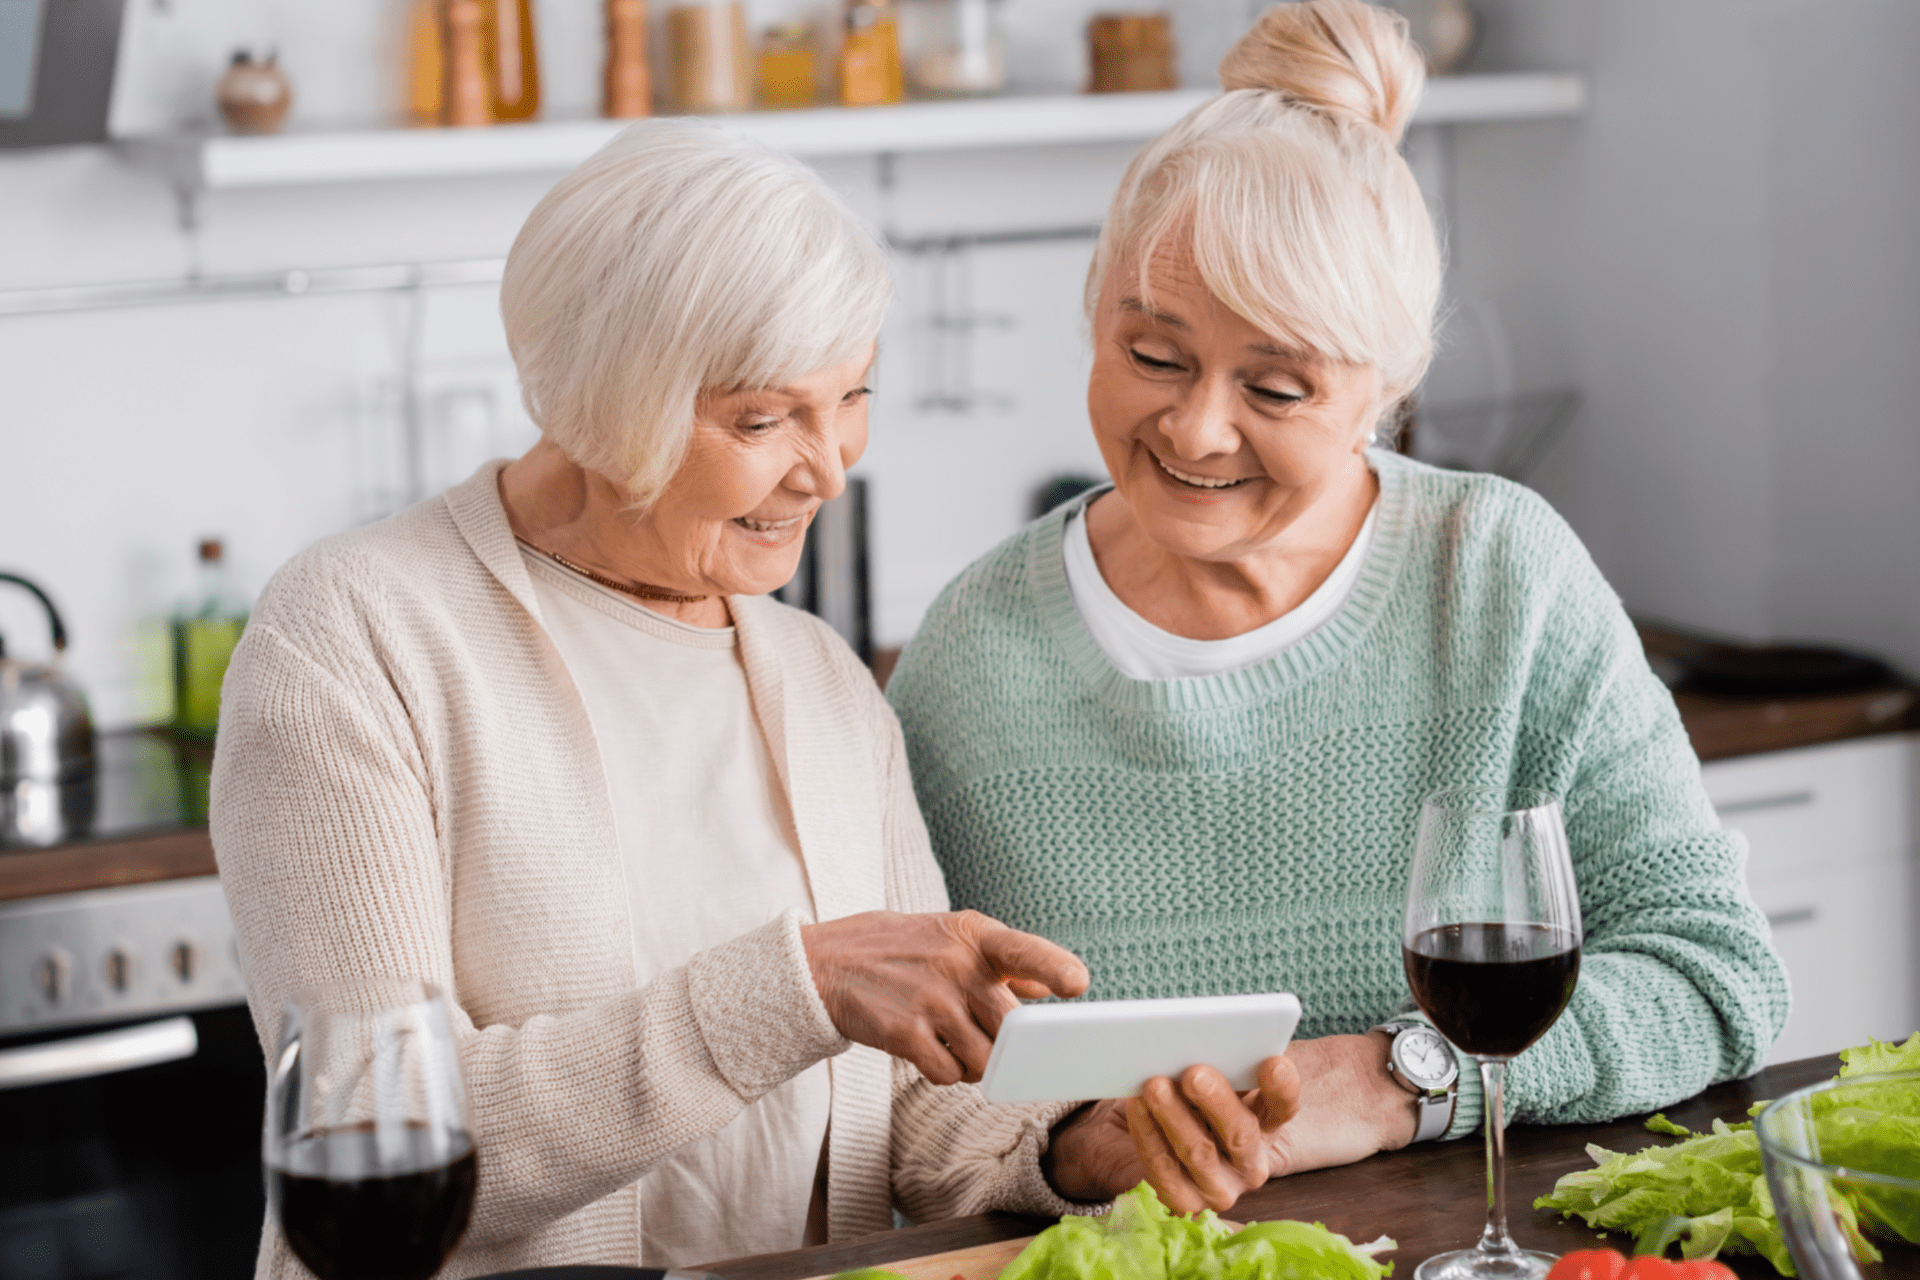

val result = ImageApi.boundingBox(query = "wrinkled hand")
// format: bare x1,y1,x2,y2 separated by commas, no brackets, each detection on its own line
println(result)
1041,1057,1299,1208
801,910,1089,1086
1043,1033,1418,1213
1252,1033,1417,1183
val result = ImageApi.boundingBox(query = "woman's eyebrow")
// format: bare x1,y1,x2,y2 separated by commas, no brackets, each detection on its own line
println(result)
1247,341,1311,360
1119,297,1188,330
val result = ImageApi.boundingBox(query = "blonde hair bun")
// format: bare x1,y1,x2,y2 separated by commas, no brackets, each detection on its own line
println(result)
1219,0,1425,145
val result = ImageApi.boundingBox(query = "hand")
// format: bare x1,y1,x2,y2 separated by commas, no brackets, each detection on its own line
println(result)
1126,1056,1303,1213
801,910,1089,1086
1040,1056,1302,1209
1070,1033,1417,1214
1256,1033,1417,1179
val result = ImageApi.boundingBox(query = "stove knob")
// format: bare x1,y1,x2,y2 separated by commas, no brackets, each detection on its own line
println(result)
171,940,199,984
34,948,72,1004
104,947,134,993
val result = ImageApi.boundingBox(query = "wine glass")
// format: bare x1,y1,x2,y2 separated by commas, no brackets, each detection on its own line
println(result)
1403,786,1582,1280
265,978,478,1280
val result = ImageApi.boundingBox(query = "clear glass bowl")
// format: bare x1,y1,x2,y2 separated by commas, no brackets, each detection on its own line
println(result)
1755,1071,1920,1280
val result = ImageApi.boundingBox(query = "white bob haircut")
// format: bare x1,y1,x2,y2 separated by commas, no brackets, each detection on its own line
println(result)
1087,0,1443,404
501,120,891,507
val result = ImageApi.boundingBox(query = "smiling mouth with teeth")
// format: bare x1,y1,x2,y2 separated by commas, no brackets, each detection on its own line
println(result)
1151,451,1254,490
734,514,807,533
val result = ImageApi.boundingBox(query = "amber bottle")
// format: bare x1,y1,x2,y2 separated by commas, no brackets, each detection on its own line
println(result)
486,0,541,121
839,1,903,107
442,0,493,125
407,0,445,125
605,0,652,116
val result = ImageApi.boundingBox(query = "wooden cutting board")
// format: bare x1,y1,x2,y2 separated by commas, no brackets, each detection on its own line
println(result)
798,1220,1243,1280
799,1234,1036,1280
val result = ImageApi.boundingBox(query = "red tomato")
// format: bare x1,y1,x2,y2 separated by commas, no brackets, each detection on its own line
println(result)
1548,1250,1737,1280
1547,1250,1627,1280
1620,1257,1738,1280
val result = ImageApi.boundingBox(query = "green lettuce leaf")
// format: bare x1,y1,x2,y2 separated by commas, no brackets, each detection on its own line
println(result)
1837,1032,1920,1078
1001,1183,1393,1280
1644,1113,1693,1137
1537,1031,1920,1275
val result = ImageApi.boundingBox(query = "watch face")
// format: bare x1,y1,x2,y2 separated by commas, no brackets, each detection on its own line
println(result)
1394,1027,1457,1089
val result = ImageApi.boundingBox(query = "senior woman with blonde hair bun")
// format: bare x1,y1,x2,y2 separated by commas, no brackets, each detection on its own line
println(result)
211,121,1148,1279
888,0,1788,1217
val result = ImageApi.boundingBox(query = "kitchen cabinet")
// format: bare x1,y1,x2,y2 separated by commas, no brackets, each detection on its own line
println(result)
1700,732,1919,1064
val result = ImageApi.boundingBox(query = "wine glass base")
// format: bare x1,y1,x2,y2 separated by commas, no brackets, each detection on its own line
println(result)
1414,1247,1556,1280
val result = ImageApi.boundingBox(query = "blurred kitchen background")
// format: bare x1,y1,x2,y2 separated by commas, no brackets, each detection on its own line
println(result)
1,4,1918,1272
0,0,1909,726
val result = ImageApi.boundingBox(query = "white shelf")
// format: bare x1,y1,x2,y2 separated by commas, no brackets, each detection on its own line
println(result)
120,74,1584,194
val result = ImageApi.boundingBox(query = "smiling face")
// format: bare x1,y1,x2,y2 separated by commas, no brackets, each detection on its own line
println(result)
1087,241,1381,566
642,345,876,598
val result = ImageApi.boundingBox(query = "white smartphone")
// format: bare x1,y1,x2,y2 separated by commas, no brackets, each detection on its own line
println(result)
978,992,1303,1103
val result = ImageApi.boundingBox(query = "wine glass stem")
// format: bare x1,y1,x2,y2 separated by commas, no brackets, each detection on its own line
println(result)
1477,1057,1516,1256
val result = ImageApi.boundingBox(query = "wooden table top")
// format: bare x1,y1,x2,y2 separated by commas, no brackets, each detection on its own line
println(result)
710,1055,1843,1280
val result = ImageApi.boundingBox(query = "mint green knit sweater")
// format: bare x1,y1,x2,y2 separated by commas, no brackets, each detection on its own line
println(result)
887,452,1789,1141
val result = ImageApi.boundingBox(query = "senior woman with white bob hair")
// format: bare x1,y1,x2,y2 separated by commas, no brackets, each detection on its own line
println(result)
888,0,1789,1219
211,122,1155,1279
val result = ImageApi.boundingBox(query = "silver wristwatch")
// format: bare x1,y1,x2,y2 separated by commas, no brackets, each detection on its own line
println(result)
1371,1020,1459,1143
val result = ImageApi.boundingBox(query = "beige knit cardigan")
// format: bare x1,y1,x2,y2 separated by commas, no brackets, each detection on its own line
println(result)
211,464,1081,1280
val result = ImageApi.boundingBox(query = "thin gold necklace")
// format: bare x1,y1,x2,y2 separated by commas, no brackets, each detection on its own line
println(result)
520,540,710,604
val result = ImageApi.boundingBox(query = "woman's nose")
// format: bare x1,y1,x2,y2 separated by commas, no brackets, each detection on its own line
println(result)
1159,377,1241,460
791,430,850,501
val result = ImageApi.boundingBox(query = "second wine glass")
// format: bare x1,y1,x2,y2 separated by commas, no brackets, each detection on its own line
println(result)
1403,786,1581,1280
265,978,478,1280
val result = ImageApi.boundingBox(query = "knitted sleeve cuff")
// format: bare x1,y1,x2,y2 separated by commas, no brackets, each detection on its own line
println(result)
893,1085,1106,1222
685,908,849,1100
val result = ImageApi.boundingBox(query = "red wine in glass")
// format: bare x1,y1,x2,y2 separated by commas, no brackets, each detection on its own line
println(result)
1404,922,1580,1058
1403,787,1582,1280
266,979,478,1280
272,1127,477,1280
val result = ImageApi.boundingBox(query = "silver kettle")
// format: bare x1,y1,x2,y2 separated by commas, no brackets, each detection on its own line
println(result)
0,573,96,787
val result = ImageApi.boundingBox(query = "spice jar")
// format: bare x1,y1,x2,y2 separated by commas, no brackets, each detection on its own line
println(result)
901,0,1005,97
606,0,652,116
216,50,293,134
1087,12,1176,93
757,22,817,109
839,0,903,107
667,1,753,113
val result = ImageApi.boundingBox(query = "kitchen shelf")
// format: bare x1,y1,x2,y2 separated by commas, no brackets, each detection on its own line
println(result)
119,73,1584,194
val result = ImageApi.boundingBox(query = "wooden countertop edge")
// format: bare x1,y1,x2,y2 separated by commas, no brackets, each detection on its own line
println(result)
0,827,216,902
708,1055,1845,1280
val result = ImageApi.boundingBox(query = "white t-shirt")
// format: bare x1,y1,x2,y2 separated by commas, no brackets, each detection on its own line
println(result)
520,546,831,1267
1061,496,1379,681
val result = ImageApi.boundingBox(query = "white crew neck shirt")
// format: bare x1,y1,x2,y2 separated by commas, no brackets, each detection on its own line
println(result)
1061,494,1379,681
519,545,830,1267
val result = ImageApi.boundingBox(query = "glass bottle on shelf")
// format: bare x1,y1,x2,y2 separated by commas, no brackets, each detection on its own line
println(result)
442,0,495,125
605,0,652,117
839,0,903,106
667,1,753,112
901,0,1005,98
407,0,445,125
485,0,542,121
171,539,249,740
757,22,817,108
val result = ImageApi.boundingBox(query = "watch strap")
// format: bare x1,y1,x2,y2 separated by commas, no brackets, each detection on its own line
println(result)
1411,1086,1453,1142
